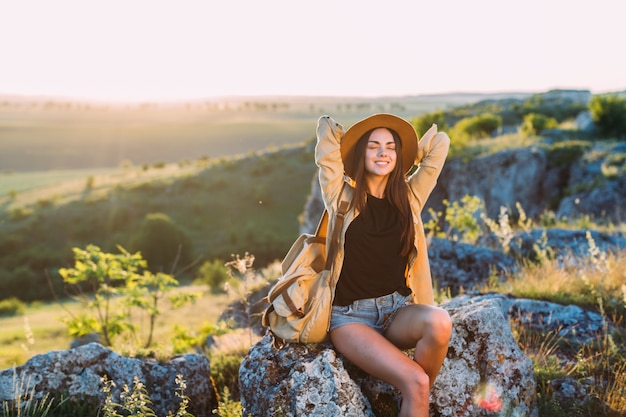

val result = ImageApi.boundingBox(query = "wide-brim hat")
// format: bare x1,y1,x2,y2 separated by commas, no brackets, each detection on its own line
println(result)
340,113,418,178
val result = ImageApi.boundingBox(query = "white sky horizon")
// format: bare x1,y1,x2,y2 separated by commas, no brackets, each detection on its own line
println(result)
1,0,625,103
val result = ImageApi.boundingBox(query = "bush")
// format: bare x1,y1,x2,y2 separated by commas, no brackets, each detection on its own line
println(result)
521,113,559,137
130,213,193,273
210,352,244,400
545,140,591,170
59,245,199,348
412,110,449,136
194,259,230,293
0,265,55,302
452,113,503,140
589,94,626,138
0,297,26,316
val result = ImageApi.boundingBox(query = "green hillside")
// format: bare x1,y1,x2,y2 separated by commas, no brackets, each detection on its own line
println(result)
0,143,317,302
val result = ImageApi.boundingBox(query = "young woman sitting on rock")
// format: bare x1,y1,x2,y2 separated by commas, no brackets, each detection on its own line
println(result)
316,113,452,417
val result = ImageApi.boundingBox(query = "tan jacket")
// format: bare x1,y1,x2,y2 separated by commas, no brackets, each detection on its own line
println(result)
315,115,450,305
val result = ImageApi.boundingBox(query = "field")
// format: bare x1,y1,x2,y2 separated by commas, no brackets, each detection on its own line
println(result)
0,287,234,369
0,93,517,172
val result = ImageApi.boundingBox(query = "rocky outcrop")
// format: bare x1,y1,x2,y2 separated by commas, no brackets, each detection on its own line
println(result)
441,147,550,219
301,142,626,232
0,343,217,417
477,228,626,263
239,294,537,417
427,237,517,295
555,142,626,223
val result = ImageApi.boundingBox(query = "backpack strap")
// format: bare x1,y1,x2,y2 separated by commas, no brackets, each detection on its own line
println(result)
324,183,349,271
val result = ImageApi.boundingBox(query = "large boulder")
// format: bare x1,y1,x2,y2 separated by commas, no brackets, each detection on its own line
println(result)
239,295,537,417
431,295,537,417
0,343,217,417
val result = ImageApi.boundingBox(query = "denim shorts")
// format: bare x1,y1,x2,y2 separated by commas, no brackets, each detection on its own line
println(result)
329,291,412,334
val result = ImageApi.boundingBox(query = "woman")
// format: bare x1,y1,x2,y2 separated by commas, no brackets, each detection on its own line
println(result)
315,114,452,417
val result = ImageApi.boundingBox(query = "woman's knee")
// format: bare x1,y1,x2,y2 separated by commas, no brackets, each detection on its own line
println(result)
400,364,430,396
426,307,452,346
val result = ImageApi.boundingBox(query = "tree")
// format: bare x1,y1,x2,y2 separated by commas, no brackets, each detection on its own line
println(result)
589,94,626,138
59,245,198,347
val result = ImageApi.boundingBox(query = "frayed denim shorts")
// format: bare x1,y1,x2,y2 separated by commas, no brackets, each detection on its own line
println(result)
329,291,412,334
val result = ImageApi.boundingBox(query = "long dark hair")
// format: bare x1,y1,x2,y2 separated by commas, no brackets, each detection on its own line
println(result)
350,128,415,256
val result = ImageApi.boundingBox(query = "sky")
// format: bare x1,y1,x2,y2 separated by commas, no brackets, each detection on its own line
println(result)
1,0,625,102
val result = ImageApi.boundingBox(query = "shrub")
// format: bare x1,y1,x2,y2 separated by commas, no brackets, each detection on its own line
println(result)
194,259,230,293
0,297,25,316
59,245,199,348
425,195,486,244
210,352,244,400
0,265,53,303
589,94,626,138
521,113,559,137
412,110,450,136
545,140,591,170
452,113,502,140
130,213,193,273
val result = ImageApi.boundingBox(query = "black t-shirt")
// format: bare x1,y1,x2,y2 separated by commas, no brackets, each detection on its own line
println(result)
333,194,411,306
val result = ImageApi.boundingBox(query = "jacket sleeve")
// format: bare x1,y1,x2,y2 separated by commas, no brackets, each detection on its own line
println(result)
407,124,450,210
315,115,347,209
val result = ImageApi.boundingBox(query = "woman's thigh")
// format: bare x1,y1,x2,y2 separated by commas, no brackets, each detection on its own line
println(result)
384,304,452,350
330,323,422,388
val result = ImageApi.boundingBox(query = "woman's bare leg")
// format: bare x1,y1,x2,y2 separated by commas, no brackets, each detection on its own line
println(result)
384,304,452,387
331,324,430,417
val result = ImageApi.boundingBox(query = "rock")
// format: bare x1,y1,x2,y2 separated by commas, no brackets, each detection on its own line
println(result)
575,110,595,132
218,283,271,334
239,337,385,417
0,343,217,417
70,332,102,349
451,293,613,345
549,377,594,409
300,174,325,235
477,228,626,264
556,142,626,224
441,147,549,219
239,295,537,417
428,237,517,295
432,295,537,417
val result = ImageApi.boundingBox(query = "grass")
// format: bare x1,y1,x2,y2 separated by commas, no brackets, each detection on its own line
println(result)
3,232,625,416
484,242,626,416
0,287,232,370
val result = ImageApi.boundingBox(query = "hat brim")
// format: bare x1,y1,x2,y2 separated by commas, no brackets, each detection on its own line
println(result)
340,113,417,178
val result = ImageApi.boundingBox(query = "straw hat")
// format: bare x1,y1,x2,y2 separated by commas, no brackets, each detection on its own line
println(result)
340,113,418,178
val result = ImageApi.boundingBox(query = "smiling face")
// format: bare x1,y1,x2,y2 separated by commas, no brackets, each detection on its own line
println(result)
364,128,398,179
